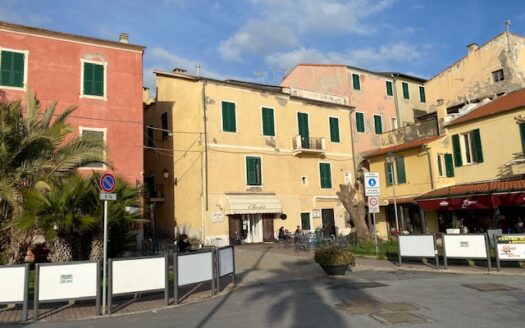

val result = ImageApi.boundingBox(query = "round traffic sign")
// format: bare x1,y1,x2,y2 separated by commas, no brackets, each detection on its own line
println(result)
368,178,377,187
369,197,378,206
100,173,116,193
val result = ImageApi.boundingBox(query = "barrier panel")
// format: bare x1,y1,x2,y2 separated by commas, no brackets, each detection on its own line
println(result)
216,246,235,292
174,249,215,304
397,234,438,268
0,264,29,321
443,233,491,271
34,261,100,320
495,234,525,271
108,255,168,314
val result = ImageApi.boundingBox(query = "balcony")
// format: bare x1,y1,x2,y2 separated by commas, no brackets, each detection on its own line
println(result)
380,119,439,147
511,152,525,176
292,135,325,156
144,184,165,202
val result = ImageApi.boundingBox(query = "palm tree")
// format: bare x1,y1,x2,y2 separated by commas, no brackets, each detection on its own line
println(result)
0,92,105,263
13,174,98,262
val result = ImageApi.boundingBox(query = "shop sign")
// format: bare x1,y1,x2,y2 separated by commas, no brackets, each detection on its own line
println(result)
497,235,525,260
312,209,321,218
247,204,266,210
209,211,225,223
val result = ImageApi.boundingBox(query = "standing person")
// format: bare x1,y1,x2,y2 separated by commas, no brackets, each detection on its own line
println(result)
294,225,302,242
515,217,525,233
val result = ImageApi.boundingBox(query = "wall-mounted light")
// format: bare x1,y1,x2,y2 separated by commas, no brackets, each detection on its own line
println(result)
162,169,169,179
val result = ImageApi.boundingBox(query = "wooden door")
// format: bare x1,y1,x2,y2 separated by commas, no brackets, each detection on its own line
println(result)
321,208,336,237
229,216,242,245
262,217,275,242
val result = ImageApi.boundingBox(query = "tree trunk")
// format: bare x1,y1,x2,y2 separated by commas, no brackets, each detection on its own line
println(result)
89,232,104,261
337,184,370,242
5,228,32,264
48,236,73,262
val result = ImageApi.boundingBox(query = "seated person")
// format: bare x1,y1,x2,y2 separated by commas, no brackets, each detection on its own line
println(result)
178,234,191,252
278,226,285,240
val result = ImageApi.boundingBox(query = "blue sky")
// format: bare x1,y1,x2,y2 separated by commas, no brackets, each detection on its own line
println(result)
2,0,525,89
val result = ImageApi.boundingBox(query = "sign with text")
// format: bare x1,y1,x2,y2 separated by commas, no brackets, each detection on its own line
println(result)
368,196,380,213
100,192,117,201
497,235,525,260
364,172,380,196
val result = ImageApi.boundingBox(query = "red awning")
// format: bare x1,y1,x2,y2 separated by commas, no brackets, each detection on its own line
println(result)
418,192,525,211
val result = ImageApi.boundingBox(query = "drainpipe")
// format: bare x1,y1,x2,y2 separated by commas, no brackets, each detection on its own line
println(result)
201,79,209,242
348,109,358,182
421,145,435,233
391,74,401,128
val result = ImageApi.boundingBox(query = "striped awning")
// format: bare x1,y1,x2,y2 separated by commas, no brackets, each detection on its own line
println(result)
224,193,282,215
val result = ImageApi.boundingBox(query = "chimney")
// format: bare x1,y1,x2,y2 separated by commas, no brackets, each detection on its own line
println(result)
467,43,478,54
195,64,201,76
119,33,129,43
172,68,187,73
435,99,447,135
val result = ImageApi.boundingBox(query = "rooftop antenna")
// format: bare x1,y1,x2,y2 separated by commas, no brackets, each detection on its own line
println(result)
254,71,265,83
504,20,511,33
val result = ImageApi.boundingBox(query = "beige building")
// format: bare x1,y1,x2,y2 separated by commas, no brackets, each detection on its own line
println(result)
144,70,356,245
425,31,525,111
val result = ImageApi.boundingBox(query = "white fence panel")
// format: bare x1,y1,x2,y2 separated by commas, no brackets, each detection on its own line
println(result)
39,262,97,301
0,266,26,303
219,247,234,276
398,235,435,257
178,252,213,286
112,257,166,294
444,234,487,259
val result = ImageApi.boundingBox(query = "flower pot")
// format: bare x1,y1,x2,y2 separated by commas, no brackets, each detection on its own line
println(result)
320,264,349,275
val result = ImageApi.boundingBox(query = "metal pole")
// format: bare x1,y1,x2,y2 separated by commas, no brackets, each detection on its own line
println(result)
392,171,399,233
102,200,108,314
373,213,378,256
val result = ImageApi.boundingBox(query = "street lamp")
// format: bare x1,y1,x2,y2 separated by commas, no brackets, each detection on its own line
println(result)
386,152,400,234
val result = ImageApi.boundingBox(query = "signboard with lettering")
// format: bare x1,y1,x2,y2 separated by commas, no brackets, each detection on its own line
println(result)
497,235,525,260
209,211,225,223
364,172,380,196
368,196,380,213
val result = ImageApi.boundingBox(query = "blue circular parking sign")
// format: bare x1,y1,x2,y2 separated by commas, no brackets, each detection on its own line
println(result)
100,173,116,193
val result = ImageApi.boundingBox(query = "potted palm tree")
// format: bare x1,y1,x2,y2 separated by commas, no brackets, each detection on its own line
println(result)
314,245,355,275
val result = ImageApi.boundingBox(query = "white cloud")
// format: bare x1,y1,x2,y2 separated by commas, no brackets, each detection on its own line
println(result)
218,20,298,62
265,42,427,73
218,0,395,61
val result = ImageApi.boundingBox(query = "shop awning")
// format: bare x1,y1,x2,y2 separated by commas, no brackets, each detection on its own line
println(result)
224,193,282,215
416,179,525,210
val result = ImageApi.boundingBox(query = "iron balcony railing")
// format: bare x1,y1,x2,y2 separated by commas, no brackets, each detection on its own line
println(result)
292,135,326,152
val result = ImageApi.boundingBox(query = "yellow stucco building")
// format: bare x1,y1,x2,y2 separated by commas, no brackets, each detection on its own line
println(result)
144,70,356,245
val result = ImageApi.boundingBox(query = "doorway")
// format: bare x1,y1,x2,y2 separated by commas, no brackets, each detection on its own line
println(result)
321,208,336,237
297,112,310,148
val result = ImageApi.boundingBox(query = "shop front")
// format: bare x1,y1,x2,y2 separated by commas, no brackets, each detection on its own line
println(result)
224,193,282,244
416,179,525,233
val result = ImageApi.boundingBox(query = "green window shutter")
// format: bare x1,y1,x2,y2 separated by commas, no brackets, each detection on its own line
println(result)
419,86,426,103
385,162,393,186
1,51,25,87
386,81,393,96
352,74,361,90
262,107,275,136
301,213,311,230
320,163,332,188
83,62,104,96
451,134,462,167
402,82,409,99
246,157,261,185
520,123,525,153
81,130,104,168
374,115,383,134
472,129,484,163
329,117,340,142
396,157,406,184
444,153,455,177
356,112,365,132
222,102,236,132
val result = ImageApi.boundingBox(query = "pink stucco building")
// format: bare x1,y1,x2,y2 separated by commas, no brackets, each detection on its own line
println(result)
0,21,144,185
281,64,427,165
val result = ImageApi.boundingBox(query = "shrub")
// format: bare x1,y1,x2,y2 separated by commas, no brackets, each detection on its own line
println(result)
314,245,355,266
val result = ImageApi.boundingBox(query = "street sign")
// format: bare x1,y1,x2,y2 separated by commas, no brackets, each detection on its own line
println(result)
364,172,380,196
368,196,380,213
99,192,117,201
100,173,116,193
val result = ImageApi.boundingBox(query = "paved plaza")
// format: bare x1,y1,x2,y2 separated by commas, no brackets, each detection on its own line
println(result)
2,244,525,327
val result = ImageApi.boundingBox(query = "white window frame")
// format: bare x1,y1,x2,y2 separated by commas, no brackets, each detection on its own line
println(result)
391,117,398,130
0,47,29,91
80,58,108,100
351,73,361,91
221,100,238,134
402,81,410,99
418,85,426,103
260,106,276,137
460,131,476,165
385,79,394,97
437,153,445,177
318,161,332,190
245,155,263,186
78,126,107,170
328,115,341,144
492,69,504,83
373,114,383,135
355,111,366,134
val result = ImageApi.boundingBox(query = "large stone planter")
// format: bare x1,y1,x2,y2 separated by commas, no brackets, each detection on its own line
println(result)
320,264,349,276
